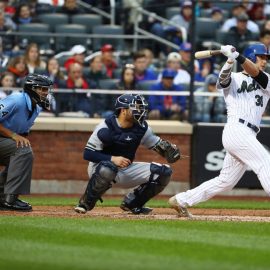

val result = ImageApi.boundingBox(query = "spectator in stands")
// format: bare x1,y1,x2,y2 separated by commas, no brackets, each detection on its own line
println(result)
140,48,156,72
56,0,85,19
211,6,224,26
178,42,199,74
100,44,118,78
24,43,47,73
227,13,254,52
247,3,265,21
195,58,216,83
169,1,192,33
193,74,226,123
64,44,86,71
86,55,108,87
158,52,190,85
221,4,259,33
260,30,270,50
148,1,191,55
7,55,28,87
148,68,186,121
58,62,91,116
133,51,157,82
0,0,15,16
45,57,66,88
36,0,64,7
0,0,16,30
0,71,15,98
115,63,138,90
86,55,112,118
0,37,9,67
12,3,39,26
0,11,15,54
262,20,270,32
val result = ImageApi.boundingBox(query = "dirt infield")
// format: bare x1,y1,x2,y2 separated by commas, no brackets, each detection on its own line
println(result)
0,206,270,222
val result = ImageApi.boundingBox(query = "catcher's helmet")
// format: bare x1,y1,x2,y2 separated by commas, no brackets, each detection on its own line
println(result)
24,74,53,110
115,94,148,126
243,43,270,63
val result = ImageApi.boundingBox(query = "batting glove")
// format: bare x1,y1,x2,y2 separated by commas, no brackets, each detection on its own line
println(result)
220,45,239,61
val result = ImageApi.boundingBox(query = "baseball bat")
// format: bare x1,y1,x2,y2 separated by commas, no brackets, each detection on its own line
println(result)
195,50,221,59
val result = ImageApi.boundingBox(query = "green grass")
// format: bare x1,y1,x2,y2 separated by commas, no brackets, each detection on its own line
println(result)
0,216,270,270
22,195,270,210
1,196,269,270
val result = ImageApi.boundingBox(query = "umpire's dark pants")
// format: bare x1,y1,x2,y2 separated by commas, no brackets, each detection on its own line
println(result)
0,137,33,194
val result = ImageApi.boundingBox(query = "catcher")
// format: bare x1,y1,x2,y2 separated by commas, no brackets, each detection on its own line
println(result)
75,93,180,214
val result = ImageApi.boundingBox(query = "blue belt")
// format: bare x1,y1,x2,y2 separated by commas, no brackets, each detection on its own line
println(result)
239,118,259,133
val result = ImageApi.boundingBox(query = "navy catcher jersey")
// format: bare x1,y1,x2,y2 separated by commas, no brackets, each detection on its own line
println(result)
85,115,160,162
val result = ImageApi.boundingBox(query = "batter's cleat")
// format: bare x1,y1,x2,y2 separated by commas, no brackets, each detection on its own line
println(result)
120,202,153,215
168,196,193,218
74,204,88,214
0,195,32,212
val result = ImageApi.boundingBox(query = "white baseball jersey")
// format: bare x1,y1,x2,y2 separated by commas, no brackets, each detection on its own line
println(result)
175,69,270,207
220,72,270,127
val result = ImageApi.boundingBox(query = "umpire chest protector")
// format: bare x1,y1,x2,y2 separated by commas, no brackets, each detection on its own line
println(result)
97,115,148,161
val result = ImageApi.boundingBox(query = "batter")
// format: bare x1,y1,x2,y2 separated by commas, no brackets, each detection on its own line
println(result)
169,43,270,217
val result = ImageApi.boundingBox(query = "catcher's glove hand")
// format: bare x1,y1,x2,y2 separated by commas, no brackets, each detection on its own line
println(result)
153,140,181,163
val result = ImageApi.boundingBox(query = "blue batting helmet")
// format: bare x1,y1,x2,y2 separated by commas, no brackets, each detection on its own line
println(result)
115,94,148,126
243,43,270,63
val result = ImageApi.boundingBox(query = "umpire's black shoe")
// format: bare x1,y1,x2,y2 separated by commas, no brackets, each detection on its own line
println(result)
0,194,32,212
120,202,153,215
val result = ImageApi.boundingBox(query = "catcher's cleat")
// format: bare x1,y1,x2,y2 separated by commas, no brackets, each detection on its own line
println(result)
120,202,153,215
74,204,88,214
74,193,100,214
168,196,193,218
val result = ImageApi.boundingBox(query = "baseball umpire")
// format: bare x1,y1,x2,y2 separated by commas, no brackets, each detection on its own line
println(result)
75,93,181,214
0,73,53,211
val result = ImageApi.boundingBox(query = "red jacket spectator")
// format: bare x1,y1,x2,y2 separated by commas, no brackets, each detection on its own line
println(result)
64,45,86,71
101,44,118,78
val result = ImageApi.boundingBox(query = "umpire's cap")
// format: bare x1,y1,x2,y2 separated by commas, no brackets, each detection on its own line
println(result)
243,43,270,63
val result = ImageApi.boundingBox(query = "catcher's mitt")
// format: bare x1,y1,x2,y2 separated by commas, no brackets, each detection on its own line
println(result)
153,140,181,163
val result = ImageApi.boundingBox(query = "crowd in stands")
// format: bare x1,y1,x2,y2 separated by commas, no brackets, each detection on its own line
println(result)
1,0,270,123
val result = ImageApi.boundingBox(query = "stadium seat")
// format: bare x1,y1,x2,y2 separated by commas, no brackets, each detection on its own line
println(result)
112,68,122,79
17,23,51,50
55,24,88,52
34,67,47,75
214,2,236,11
165,7,181,19
137,80,156,91
200,9,229,20
38,13,69,32
71,14,102,33
195,18,220,44
99,79,119,90
92,25,124,51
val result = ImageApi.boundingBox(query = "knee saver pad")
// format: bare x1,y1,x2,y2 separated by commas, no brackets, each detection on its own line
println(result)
96,161,118,181
150,162,172,176
150,162,172,186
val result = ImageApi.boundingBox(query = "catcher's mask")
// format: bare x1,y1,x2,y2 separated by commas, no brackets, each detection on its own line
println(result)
115,94,148,126
23,73,53,110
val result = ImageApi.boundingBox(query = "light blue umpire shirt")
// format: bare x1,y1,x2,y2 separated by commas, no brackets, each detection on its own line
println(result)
0,92,42,134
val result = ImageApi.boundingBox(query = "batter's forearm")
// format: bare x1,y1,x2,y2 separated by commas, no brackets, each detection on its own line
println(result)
218,60,234,87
